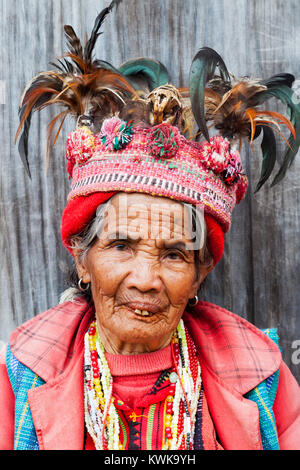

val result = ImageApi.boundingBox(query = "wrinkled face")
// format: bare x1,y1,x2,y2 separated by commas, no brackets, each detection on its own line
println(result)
75,193,211,354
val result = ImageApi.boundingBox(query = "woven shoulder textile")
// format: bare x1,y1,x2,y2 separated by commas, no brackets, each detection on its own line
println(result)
6,344,45,450
244,328,280,450
6,329,280,450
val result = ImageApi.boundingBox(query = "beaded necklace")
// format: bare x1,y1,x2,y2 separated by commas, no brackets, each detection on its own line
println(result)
84,319,201,450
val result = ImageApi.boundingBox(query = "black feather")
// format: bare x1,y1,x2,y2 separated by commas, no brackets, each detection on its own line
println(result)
17,108,32,178
83,0,117,63
261,73,295,89
49,60,69,74
248,85,300,186
254,125,277,192
189,47,231,141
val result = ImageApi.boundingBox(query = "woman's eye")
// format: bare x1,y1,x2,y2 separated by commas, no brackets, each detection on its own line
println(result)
166,250,184,260
113,242,128,251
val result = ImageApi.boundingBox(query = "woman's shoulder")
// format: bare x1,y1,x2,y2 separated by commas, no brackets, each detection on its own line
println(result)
183,301,282,395
7,297,94,382
10,296,92,339
187,300,280,347
185,300,280,339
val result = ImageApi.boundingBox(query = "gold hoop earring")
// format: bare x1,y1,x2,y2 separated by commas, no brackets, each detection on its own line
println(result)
78,277,90,292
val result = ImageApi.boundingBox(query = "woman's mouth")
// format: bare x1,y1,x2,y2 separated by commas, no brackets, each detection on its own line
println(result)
133,308,153,317
124,301,162,318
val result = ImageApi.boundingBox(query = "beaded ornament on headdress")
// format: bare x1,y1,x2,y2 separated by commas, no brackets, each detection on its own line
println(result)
84,319,201,450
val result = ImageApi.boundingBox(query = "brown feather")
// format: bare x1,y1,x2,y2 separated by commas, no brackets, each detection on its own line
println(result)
15,4,135,175
205,79,294,142
64,25,84,61
45,110,69,172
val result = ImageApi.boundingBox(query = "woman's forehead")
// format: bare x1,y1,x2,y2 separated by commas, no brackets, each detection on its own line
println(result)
110,192,187,212
99,193,204,245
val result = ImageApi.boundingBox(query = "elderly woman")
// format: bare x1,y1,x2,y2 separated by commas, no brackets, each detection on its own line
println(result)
1,5,300,450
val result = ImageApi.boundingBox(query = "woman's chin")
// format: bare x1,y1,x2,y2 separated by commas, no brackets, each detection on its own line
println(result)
97,307,175,351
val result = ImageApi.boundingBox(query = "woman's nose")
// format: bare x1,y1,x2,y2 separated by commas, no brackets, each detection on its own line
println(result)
125,259,162,292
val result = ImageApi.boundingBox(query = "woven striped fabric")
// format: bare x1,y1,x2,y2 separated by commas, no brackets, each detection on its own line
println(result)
6,329,280,450
6,344,45,450
245,328,280,450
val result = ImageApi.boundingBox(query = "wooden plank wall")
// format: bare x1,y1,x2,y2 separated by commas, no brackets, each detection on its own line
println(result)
0,0,299,382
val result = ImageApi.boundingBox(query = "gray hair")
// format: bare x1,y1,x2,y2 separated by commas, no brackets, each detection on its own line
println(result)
69,200,113,262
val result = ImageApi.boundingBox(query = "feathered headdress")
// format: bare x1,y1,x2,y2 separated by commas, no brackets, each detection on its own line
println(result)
189,47,300,191
15,4,300,193
14,0,138,176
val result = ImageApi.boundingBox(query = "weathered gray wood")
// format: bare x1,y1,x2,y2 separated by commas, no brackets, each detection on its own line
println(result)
0,0,299,381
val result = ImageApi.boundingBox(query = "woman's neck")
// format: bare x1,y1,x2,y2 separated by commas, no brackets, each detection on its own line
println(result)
97,324,173,355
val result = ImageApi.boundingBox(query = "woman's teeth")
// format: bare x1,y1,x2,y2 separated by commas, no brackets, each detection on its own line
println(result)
134,309,152,317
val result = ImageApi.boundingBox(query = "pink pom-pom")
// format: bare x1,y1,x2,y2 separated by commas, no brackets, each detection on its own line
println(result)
98,117,133,151
101,116,124,135
222,150,245,186
201,136,231,173
66,127,95,175
236,174,249,203
66,150,76,179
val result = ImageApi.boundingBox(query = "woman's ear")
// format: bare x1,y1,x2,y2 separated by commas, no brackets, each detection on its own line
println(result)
199,262,214,283
73,250,91,284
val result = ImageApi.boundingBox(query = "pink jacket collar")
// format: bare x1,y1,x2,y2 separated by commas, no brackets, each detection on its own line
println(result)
9,298,281,450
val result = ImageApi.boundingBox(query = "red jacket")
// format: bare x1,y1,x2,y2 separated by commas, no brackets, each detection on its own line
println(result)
0,298,299,450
